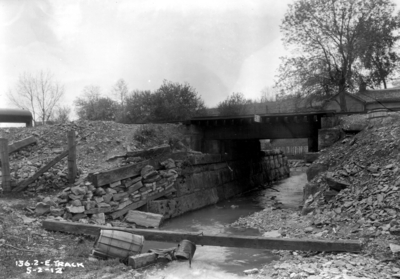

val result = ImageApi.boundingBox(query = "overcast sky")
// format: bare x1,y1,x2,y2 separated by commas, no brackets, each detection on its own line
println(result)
2,0,399,112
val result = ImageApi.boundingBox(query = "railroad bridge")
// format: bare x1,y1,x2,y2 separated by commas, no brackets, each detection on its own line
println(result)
186,111,330,156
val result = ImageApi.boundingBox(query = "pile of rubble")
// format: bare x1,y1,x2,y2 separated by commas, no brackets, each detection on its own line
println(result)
0,121,184,193
258,252,400,279
301,115,400,254
35,155,181,226
233,114,400,279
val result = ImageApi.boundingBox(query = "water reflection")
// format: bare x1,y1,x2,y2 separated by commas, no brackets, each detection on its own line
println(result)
144,171,307,277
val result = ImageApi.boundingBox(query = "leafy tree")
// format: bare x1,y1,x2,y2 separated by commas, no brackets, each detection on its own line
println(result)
359,15,400,88
217,93,253,116
124,90,153,123
7,70,65,125
75,86,118,121
151,80,206,121
278,0,400,111
124,80,206,123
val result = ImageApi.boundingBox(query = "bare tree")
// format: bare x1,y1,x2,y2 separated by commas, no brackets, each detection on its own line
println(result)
259,86,278,102
7,70,65,125
111,79,128,106
53,106,71,123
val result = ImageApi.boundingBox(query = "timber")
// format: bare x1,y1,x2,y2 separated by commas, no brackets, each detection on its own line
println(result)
0,136,37,166
67,131,77,184
13,149,69,192
8,136,37,154
110,189,172,219
0,138,11,191
88,152,189,188
42,220,363,252
88,160,150,187
126,144,171,158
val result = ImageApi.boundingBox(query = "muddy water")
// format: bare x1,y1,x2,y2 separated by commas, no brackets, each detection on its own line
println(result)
143,170,307,279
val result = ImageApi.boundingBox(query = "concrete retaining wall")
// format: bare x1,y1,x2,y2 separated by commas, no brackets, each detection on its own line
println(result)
147,150,290,219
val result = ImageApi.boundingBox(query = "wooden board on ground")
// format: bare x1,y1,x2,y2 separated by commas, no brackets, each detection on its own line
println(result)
125,210,163,228
126,144,171,158
88,151,189,188
109,189,172,219
13,149,69,192
128,253,158,269
8,136,37,154
42,220,363,252
88,160,150,187
0,136,37,167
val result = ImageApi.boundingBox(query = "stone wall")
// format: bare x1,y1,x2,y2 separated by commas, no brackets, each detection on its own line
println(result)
147,150,290,219
55,148,290,224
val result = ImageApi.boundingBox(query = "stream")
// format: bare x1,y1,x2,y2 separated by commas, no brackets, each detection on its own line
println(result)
142,170,307,279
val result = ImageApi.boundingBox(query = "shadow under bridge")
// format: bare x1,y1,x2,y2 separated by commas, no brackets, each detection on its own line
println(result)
187,111,329,153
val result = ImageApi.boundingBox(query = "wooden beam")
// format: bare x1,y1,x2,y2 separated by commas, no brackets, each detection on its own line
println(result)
0,138,11,191
13,149,69,192
88,160,150,187
126,144,171,158
67,131,77,184
8,136,37,154
42,220,363,252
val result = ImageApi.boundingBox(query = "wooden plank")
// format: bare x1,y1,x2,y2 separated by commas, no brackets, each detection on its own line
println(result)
8,136,37,154
67,131,77,184
13,149,69,192
109,189,172,219
42,220,363,252
126,144,171,158
88,151,188,187
128,253,157,269
125,210,163,228
88,160,150,187
0,138,11,191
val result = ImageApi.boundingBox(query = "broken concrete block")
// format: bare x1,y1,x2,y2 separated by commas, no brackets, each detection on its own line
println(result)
141,165,154,177
326,174,350,191
125,210,164,228
113,192,129,202
35,202,51,216
71,186,87,196
160,158,176,169
71,200,82,207
110,181,121,188
66,205,85,214
92,213,105,225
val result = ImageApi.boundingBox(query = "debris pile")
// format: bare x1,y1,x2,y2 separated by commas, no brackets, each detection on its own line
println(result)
234,115,400,279
258,252,400,279
0,121,185,193
301,115,400,254
43,157,180,226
